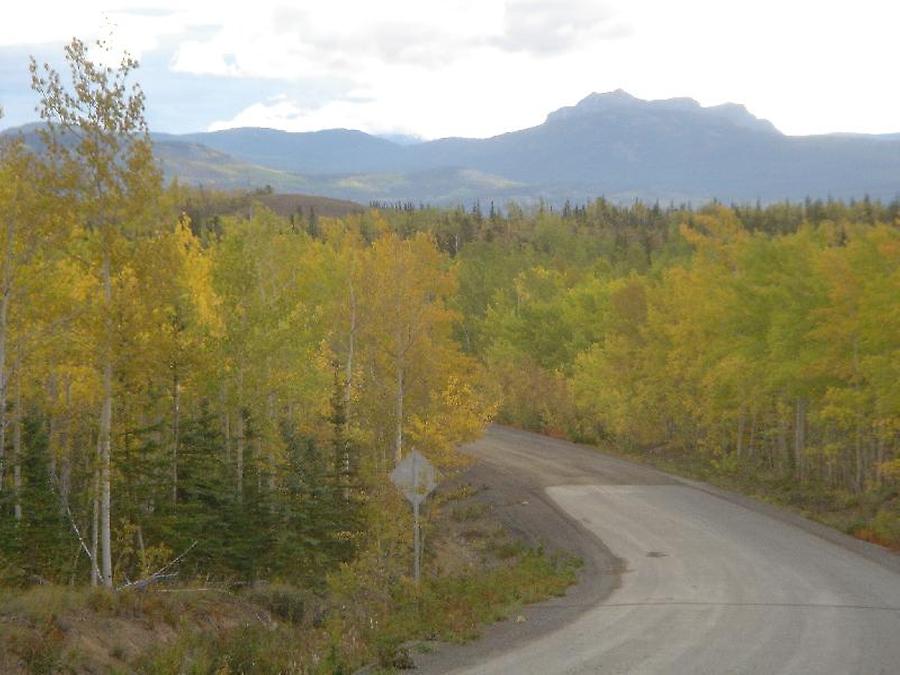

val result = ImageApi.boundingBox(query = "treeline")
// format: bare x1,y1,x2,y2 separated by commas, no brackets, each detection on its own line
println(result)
0,41,491,588
368,199,900,545
186,168,900,545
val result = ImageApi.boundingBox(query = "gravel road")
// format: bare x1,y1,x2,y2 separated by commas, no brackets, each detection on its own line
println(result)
414,425,900,674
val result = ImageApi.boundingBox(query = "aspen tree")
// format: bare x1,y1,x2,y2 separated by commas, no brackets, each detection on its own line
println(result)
361,232,458,465
30,38,162,586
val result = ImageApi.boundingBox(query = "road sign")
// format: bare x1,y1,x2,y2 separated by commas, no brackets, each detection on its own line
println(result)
390,450,436,506
390,450,437,585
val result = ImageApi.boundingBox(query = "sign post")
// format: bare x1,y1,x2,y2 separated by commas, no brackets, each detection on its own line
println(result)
390,450,437,585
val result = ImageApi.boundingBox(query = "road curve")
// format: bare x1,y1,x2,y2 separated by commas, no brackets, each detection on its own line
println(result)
417,426,900,675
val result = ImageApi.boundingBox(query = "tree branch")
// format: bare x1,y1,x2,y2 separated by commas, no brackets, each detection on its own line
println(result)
117,540,198,592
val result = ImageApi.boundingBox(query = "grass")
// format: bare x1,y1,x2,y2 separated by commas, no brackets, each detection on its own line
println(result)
365,548,579,670
1,481,580,674
450,502,489,522
395,549,577,641
0,584,335,674
136,623,328,675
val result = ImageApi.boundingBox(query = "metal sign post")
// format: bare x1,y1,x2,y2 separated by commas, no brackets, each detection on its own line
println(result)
390,449,437,585
413,498,421,583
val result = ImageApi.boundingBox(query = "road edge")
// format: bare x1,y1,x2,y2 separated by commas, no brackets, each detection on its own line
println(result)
489,424,900,575
411,453,624,673
667,473,900,574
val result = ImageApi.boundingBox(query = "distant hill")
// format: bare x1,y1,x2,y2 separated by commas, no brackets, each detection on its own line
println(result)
7,91,900,205
253,192,364,219
167,128,410,175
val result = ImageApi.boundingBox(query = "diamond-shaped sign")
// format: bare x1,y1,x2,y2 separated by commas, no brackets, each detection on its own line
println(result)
390,450,437,506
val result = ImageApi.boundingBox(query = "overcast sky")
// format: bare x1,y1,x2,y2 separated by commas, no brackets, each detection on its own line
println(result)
1,0,897,139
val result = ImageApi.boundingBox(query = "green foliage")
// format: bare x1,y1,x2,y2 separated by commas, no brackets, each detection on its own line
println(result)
365,200,900,547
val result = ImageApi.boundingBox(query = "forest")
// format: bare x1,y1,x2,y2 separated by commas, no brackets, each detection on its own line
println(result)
0,40,500,590
0,37,898,671
370,196,900,547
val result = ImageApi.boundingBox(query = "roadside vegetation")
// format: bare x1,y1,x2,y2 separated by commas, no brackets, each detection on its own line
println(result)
1,33,897,674
0,479,577,673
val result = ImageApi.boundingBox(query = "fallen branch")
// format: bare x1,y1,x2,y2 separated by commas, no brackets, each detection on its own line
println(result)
117,540,198,592
118,572,179,591
153,587,226,593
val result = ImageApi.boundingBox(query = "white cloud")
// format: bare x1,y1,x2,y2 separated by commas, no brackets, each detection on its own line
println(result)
4,0,900,137
494,0,630,55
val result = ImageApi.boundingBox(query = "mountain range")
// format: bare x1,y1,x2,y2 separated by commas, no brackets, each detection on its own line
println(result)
6,90,900,206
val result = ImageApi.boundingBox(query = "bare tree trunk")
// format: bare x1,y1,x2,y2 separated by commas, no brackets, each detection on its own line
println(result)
12,359,22,522
99,252,113,587
91,459,100,586
394,364,404,465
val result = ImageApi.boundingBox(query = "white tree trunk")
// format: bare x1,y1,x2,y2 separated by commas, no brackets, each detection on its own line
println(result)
394,364,404,465
91,461,100,586
12,359,22,522
99,253,113,587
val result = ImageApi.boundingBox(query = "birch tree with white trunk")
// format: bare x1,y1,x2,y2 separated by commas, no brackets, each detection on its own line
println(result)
30,37,162,587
